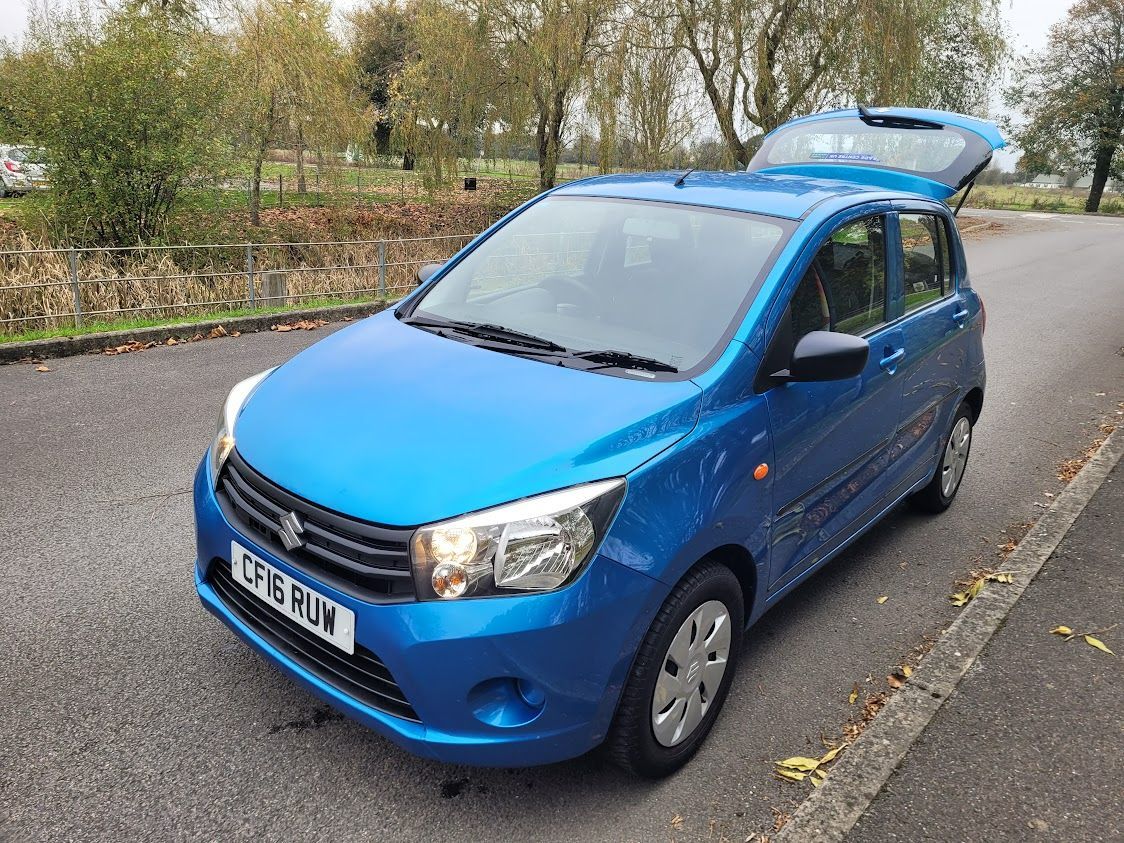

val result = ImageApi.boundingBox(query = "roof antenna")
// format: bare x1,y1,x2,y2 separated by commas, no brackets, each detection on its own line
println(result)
674,167,696,187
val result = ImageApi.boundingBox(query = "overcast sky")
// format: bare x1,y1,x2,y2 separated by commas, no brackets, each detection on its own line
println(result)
1,0,1077,50
1,0,1077,167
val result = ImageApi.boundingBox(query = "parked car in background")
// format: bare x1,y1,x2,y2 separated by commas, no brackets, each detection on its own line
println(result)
0,146,48,196
194,106,999,777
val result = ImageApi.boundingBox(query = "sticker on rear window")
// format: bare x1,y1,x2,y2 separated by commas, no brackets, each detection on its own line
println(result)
809,152,880,162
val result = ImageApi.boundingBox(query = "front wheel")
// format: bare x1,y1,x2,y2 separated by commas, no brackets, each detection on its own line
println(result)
911,402,973,513
606,560,743,778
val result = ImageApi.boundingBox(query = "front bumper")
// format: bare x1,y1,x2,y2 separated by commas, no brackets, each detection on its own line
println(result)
193,457,665,766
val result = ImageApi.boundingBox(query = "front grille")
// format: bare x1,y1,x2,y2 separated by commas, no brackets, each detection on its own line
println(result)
217,450,415,601
209,559,420,722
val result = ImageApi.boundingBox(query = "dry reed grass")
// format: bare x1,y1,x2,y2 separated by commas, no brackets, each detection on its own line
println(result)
0,229,476,334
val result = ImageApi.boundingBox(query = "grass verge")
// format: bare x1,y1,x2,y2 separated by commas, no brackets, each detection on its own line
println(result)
0,295,387,344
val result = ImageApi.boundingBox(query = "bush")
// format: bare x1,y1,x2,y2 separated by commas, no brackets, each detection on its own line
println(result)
2,6,229,245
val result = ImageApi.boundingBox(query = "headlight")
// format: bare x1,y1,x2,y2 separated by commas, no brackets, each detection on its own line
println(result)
411,479,626,600
209,368,276,487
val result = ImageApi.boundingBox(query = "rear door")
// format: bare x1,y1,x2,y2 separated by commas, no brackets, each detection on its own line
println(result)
761,207,906,592
746,107,1005,201
886,203,973,481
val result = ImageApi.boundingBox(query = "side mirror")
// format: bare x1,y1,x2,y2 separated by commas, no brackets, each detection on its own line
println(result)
782,331,869,382
416,262,444,285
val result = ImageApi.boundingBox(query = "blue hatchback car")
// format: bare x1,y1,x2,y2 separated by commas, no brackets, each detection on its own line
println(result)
194,107,998,777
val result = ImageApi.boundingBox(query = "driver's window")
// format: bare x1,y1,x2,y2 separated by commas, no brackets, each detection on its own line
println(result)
791,215,887,342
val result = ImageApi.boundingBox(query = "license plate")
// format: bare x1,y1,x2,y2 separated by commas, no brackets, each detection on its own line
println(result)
229,540,355,654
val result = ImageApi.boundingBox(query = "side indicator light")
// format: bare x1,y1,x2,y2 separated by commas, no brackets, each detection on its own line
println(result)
754,463,769,480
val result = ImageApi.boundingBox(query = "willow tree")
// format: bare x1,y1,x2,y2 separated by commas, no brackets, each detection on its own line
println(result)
472,0,616,189
390,1,493,185
1005,0,1124,212
230,0,369,223
619,11,698,170
673,0,1006,169
350,0,419,162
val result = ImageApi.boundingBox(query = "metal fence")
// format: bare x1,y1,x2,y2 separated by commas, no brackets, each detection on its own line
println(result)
0,233,478,332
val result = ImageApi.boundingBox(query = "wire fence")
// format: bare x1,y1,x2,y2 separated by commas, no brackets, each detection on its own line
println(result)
0,233,479,333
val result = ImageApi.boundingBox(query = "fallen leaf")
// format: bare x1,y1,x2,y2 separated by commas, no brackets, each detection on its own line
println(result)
231,330,241,337
819,745,844,764
950,592,969,607
901,664,913,678
166,337,176,345
1050,626,1073,636
670,814,683,830
774,768,807,783
35,365,50,372
887,673,904,689
848,683,859,705
812,768,828,780
877,595,888,604
776,756,821,772
1084,635,1115,655
209,325,228,338
809,775,822,787
273,324,292,332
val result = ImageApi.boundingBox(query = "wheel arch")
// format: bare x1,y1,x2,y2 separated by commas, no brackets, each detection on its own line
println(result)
702,544,757,624
963,386,984,422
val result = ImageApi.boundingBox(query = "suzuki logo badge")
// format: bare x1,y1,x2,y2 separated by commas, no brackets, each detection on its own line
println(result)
278,511,306,551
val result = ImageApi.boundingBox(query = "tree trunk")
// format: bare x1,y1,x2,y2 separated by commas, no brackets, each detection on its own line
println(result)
295,125,307,194
402,149,415,170
1085,143,1116,213
374,121,392,155
537,91,565,191
250,154,263,226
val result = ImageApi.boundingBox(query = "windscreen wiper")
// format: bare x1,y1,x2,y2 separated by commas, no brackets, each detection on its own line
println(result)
570,349,679,373
402,314,568,352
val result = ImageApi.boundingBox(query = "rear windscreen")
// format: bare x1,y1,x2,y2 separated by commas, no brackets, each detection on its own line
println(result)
750,116,993,189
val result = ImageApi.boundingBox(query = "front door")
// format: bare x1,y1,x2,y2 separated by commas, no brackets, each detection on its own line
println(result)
763,212,906,591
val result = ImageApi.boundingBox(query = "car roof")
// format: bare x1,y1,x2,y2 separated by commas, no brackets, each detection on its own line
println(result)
551,171,893,220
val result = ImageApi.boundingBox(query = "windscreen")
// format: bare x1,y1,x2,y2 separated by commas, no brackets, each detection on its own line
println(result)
750,116,994,190
411,196,791,374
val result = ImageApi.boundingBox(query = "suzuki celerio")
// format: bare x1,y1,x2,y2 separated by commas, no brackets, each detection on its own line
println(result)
194,107,997,776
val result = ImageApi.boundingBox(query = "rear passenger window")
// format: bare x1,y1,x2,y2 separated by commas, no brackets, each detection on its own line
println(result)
900,214,951,312
791,215,887,341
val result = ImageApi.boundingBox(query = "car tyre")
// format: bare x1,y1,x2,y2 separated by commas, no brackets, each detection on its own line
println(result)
606,560,743,778
911,401,974,513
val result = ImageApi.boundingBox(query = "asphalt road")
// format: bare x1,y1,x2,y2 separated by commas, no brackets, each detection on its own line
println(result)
2,210,1122,843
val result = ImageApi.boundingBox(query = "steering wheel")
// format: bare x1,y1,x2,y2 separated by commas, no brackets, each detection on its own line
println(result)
537,274,599,314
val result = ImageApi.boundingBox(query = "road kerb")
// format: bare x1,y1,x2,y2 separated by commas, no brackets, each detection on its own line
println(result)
0,299,394,364
773,427,1124,843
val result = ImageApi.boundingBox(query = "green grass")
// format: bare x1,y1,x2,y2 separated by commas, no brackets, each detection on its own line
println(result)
0,294,396,344
963,184,1124,216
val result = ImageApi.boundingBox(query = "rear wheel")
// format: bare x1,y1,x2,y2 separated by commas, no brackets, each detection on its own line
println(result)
911,402,973,513
606,560,743,778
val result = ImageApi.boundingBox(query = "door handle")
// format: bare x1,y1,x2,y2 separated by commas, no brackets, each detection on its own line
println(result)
879,348,905,372
953,308,969,326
